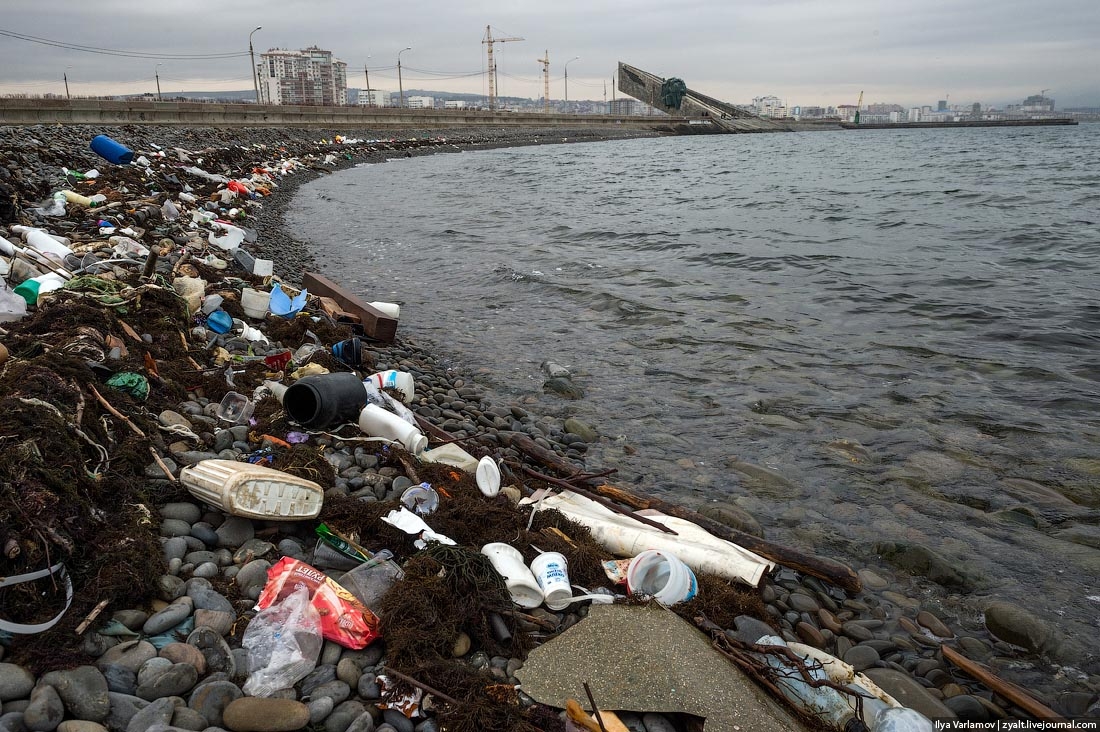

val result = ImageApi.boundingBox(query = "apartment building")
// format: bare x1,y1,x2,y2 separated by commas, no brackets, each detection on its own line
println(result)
257,46,348,106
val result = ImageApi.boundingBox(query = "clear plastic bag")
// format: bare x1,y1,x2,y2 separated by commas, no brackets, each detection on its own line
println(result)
242,587,322,697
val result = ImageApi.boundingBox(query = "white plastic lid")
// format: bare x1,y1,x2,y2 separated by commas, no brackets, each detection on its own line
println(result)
476,456,501,497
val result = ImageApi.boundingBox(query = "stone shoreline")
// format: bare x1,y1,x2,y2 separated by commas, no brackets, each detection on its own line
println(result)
0,124,1096,732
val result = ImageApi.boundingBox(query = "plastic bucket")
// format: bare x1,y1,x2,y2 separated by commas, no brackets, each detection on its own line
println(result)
366,370,415,404
89,135,135,165
240,288,270,319
625,549,698,605
357,403,427,454
284,372,368,430
530,552,572,610
481,543,543,609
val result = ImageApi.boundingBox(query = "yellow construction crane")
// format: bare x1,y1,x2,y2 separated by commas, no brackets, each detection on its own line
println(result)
854,90,863,124
483,26,524,111
538,50,550,113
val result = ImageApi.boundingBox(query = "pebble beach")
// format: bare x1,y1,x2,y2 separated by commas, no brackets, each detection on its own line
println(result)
0,123,1097,732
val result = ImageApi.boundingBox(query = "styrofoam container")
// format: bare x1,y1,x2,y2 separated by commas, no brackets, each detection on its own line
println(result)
481,543,543,609
180,459,323,521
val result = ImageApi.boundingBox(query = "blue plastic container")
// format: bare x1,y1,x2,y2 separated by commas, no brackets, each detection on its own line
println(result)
89,135,134,165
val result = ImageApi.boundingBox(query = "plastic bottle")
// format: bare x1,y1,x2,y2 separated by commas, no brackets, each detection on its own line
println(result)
871,708,934,732
357,403,428,454
753,634,871,732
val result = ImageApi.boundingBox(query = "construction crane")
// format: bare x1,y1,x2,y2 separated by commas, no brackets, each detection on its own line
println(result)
538,50,550,113
854,90,863,124
483,26,523,111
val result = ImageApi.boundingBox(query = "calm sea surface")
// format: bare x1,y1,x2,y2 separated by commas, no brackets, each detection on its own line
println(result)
289,125,1100,654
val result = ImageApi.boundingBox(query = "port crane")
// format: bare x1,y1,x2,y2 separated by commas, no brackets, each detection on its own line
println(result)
483,26,524,111
538,50,550,113
854,90,863,124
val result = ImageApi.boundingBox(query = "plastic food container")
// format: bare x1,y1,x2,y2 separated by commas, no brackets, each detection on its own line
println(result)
180,460,324,521
216,391,254,425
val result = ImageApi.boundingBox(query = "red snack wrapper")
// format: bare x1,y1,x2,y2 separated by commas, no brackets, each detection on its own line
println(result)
257,557,381,649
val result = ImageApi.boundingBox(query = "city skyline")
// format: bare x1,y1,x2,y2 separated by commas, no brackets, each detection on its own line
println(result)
1,0,1098,108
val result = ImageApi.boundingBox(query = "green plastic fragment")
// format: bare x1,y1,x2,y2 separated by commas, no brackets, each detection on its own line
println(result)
105,371,150,401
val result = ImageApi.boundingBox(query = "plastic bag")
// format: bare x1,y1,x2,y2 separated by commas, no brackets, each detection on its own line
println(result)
243,587,322,697
256,557,381,649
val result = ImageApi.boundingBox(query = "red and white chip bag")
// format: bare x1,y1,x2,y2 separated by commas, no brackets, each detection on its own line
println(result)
257,557,381,649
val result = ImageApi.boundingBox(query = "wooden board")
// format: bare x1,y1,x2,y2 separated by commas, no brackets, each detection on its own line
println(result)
302,272,397,342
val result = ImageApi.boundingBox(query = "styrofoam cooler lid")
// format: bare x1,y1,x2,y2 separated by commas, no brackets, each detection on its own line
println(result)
180,459,323,520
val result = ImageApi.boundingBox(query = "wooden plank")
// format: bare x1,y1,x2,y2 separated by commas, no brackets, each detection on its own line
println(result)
317,296,361,324
302,272,397,342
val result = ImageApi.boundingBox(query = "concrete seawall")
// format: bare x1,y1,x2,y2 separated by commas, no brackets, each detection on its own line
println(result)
0,98,685,130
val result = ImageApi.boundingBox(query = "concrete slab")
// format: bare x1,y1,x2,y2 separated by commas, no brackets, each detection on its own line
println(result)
515,604,809,732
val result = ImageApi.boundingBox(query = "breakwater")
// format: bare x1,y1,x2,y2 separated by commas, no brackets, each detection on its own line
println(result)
0,124,1097,731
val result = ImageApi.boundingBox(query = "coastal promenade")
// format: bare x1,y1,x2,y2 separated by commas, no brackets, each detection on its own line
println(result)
0,98,688,130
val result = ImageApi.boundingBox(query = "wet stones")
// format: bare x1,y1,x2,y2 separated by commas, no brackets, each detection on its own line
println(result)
984,601,1071,661
873,541,973,590
222,697,311,732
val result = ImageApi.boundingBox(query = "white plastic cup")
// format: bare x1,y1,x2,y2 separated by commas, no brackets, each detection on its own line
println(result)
625,549,698,605
481,543,543,609
358,403,427,454
241,288,270,319
530,552,572,610
366,370,415,404
368,301,400,318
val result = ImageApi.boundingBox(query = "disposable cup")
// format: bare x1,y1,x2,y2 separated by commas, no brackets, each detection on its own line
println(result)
530,551,572,610
480,543,542,609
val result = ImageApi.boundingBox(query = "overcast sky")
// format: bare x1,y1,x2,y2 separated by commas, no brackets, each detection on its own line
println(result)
2,0,1098,109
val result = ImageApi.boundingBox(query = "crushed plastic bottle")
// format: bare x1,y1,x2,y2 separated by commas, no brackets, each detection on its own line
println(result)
871,707,934,732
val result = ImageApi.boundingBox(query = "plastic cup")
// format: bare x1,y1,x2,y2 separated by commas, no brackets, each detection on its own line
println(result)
530,551,572,610
480,543,543,609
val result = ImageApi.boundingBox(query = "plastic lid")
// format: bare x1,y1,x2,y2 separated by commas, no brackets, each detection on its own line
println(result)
476,456,501,497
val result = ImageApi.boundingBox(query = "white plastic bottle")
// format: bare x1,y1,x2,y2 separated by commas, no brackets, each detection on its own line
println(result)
358,404,427,454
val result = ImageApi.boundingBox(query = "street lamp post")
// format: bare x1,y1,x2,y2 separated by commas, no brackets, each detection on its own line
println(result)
155,63,162,101
397,47,412,108
564,56,579,105
248,26,262,104
363,56,372,107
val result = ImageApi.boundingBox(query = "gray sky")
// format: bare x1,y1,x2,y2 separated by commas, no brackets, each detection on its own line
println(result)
2,0,1098,108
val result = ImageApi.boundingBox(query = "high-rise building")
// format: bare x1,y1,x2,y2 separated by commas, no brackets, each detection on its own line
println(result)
257,46,348,106
356,90,392,107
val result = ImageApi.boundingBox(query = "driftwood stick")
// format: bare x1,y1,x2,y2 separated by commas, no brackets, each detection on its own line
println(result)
509,433,861,592
149,448,177,482
75,599,110,635
520,465,678,536
941,645,1060,719
381,666,459,706
88,385,145,438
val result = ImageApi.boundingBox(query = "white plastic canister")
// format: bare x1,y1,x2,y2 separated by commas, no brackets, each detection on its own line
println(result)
625,549,698,605
179,459,323,521
366,370,415,404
